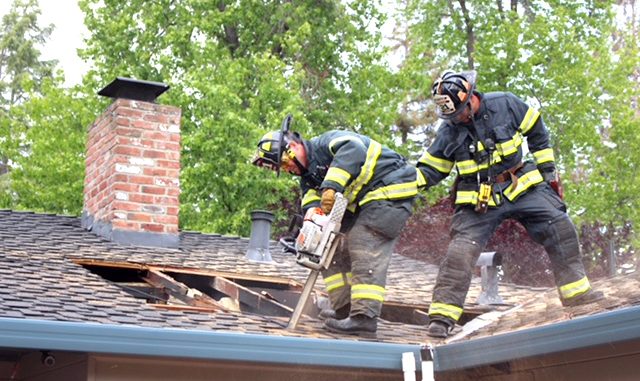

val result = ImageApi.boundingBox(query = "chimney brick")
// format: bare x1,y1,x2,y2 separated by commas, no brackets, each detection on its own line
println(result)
82,98,181,248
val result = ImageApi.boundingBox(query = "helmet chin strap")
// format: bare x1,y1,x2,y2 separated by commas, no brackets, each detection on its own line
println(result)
283,146,308,175
292,156,308,175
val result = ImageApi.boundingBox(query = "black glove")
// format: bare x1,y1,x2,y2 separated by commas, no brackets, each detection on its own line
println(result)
540,168,564,199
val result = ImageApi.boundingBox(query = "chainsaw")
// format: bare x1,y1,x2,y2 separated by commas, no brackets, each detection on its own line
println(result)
280,192,348,329
280,192,347,271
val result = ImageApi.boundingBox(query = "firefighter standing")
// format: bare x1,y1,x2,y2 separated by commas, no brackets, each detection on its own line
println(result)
252,116,418,336
418,70,604,338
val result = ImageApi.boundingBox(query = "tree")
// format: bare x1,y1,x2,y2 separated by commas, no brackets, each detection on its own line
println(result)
0,0,58,197
0,76,99,214
78,0,403,236
393,0,639,278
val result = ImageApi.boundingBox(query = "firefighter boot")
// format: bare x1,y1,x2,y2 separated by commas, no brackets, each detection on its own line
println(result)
562,290,605,307
426,320,451,339
323,315,377,336
318,304,350,320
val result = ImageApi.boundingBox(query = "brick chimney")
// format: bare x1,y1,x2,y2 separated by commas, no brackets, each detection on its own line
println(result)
81,78,181,248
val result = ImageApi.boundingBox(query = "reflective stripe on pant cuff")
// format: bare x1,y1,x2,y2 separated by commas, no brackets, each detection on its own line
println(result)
428,302,463,322
559,276,591,299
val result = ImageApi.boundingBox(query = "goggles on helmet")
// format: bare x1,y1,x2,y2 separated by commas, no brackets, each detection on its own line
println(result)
432,70,476,119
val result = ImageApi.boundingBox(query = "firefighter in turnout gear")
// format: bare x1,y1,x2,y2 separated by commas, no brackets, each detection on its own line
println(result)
418,71,604,338
253,115,418,336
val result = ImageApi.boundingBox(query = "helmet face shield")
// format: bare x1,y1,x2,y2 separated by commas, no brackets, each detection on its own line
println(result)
432,70,476,119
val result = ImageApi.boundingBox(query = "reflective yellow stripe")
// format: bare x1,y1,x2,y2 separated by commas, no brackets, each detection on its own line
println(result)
503,169,543,201
351,284,385,302
496,133,523,157
325,273,347,292
261,131,277,154
456,159,479,175
559,276,591,299
359,181,418,206
455,190,500,206
456,152,502,175
416,168,427,188
344,141,382,204
428,302,463,321
325,167,351,187
532,148,555,165
519,107,540,135
328,136,365,155
301,189,321,207
418,152,454,174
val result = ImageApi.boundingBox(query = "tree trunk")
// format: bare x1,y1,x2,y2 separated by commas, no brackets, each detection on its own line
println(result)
458,0,475,70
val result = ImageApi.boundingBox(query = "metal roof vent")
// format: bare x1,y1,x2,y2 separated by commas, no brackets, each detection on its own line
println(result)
246,210,275,263
476,251,503,305
98,77,169,103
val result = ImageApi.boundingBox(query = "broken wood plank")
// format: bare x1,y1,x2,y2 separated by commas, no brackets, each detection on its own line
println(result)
144,270,226,310
211,277,293,317
152,305,219,313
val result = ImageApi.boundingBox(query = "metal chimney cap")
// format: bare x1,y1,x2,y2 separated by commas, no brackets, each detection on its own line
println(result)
98,77,169,103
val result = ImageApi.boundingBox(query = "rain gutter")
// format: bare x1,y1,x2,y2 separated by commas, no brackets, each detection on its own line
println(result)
434,305,640,372
0,317,422,371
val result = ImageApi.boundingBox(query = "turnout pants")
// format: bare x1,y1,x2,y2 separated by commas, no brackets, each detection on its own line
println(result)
322,199,413,318
428,182,592,326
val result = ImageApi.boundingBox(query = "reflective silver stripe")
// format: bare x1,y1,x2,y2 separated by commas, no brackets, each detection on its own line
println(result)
496,132,523,157
559,276,591,299
351,284,385,302
532,148,555,165
359,181,418,206
416,168,427,187
456,152,502,175
428,302,463,321
504,169,543,201
325,273,347,292
301,189,321,207
519,107,540,135
328,136,365,155
325,167,351,187
418,152,454,173
456,159,479,175
455,190,500,206
344,141,382,204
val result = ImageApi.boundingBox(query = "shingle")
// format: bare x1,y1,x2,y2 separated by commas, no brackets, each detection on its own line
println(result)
1,209,636,347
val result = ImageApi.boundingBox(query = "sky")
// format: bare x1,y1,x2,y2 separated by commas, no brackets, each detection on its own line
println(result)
0,0,88,87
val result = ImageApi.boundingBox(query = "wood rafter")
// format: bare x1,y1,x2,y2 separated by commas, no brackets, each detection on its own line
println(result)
144,269,227,310
73,259,303,288
211,276,293,317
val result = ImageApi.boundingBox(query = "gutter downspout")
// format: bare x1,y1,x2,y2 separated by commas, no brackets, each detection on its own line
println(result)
420,345,435,381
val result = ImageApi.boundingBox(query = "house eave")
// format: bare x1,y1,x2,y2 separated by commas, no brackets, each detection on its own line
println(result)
434,305,640,372
0,317,422,371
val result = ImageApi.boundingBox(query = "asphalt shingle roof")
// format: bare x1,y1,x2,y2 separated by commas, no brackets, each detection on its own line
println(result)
1,209,636,346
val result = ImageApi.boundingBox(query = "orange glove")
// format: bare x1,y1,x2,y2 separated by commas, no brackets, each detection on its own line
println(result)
320,188,336,214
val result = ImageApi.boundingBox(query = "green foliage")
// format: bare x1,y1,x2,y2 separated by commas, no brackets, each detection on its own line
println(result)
78,0,400,236
1,0,637,248
0,78,99,214
398,0,639,239
0,0,56,109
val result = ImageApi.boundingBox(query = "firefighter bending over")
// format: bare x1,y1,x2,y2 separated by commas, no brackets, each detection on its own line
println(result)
252,116,418,336
417,70,604,339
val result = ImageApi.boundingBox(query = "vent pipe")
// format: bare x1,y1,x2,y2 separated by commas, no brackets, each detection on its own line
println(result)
475,251,503,305
246,210,275,263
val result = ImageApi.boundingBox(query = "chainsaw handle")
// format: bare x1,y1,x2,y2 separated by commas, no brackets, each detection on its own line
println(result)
279,236,297,255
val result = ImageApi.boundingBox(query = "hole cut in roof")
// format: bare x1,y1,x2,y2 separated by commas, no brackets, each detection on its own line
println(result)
75,260,495,327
